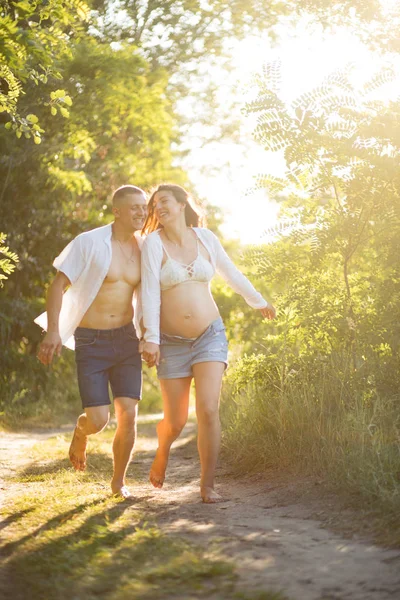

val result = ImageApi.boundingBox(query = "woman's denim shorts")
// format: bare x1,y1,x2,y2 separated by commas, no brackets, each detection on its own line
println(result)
157,317,228,380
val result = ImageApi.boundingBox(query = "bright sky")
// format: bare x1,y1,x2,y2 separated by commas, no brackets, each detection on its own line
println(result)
183,13,400,244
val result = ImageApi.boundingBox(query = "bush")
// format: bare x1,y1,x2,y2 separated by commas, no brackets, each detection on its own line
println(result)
221,352,400,526
0,349,81,429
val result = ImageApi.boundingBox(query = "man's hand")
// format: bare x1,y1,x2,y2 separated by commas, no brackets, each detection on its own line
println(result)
260,304,276,320
37,332,63,365
37,271,70,365
141,341,160,368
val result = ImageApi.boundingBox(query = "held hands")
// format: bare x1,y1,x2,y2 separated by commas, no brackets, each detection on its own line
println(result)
260,303,276,320
141,341,160,368
37,332,62,365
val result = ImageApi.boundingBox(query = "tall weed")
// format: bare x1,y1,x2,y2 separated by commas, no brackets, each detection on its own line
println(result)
221,352,400,520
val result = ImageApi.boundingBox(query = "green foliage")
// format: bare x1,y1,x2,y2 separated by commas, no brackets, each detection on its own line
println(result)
0,305,81,428
0,0,305,426
0,5,186,425
221,352,400,544
0,0,89,138
0,232,18,286
1,0,399,433
96,1,284,72
221,60,400,530
244,61,400,374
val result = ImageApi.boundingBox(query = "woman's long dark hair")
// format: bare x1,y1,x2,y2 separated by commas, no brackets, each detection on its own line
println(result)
142,184,206,234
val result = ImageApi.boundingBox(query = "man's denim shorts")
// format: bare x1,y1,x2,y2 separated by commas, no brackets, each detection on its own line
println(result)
74,322,142,409
157,317,228,380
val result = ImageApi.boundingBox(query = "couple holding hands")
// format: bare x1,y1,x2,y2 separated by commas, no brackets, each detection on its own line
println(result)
36,183,275,503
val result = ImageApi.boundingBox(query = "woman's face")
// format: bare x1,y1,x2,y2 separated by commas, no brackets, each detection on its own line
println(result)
153,190,185,226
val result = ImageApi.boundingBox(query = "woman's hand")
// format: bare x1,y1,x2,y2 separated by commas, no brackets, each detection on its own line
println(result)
260,304,276,320
141,341,160,368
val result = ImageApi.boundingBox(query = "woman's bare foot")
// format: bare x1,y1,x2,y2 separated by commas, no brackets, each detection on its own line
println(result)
201,487,223,504
112,484,132,499
69,427,88,471
149,449,169,488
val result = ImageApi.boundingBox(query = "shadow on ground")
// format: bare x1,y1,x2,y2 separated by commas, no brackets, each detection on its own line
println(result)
0,423,243,600
2,420,399,600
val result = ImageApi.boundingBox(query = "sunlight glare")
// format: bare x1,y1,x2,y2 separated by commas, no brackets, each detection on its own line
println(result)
186,18,400,244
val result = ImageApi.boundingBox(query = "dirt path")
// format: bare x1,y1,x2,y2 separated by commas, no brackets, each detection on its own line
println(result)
1,420,400,600
0,427,73,503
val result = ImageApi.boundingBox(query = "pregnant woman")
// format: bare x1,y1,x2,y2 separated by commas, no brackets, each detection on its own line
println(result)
141,184,275,503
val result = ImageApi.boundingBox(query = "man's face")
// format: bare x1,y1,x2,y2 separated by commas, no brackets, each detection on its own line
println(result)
114,193,147,231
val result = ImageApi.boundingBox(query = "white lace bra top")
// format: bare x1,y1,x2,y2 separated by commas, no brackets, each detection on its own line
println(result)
160,235,215,291
141,227,269,344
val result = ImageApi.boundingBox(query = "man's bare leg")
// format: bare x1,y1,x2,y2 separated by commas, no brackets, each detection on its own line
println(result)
111,397,138,497
149,378,191,488
69,405,110,471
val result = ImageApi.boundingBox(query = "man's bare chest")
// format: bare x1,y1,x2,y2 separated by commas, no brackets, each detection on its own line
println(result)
104,246,141,287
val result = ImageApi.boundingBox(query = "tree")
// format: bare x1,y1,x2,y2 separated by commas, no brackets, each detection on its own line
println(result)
242,61,400,397
0,0,90,140
0,3,187,423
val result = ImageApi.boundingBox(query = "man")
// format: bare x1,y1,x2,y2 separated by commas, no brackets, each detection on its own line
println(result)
35,185,147,498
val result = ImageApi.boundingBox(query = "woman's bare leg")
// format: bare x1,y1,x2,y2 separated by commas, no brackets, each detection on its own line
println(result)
149,377,191,488
192,361,225,503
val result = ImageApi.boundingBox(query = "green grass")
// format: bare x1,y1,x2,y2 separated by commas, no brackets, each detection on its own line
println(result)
4,516,234,600
0,431,237,600
221,354,400,546
0,428,292,600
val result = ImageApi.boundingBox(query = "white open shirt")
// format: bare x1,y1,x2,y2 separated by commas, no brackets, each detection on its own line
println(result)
34,223,143,350
141,227,269,345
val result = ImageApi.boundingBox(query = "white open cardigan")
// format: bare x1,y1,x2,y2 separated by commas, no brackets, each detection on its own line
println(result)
141,227,269,344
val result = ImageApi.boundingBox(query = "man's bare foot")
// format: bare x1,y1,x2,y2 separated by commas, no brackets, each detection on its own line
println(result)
149,449,169,488
201,487,223,504
112,485,132,499
69,427,87,471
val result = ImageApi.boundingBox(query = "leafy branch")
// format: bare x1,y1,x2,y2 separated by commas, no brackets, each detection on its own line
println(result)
0,233,18,287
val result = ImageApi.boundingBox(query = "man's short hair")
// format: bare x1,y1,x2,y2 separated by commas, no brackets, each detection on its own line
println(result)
112,185,146,206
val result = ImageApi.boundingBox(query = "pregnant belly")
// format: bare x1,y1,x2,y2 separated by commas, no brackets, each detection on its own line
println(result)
160,282,220,338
